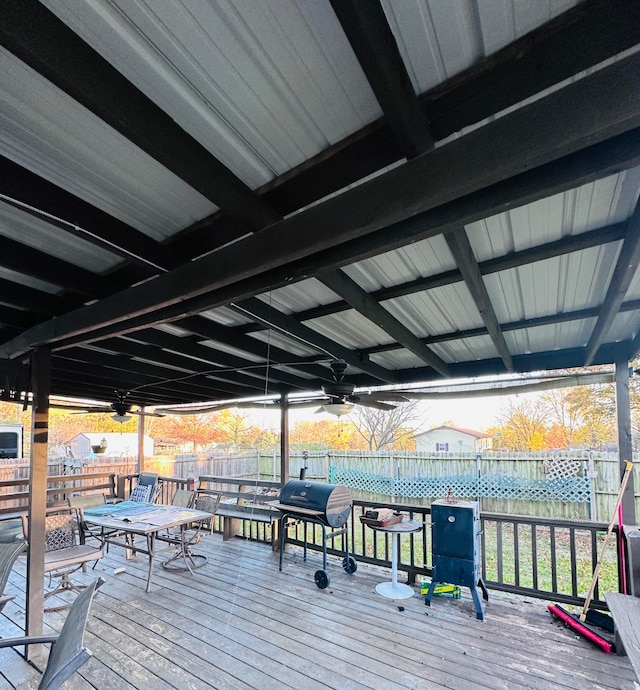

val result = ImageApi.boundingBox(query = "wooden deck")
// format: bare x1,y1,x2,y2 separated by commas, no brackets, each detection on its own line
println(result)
0,533,637,690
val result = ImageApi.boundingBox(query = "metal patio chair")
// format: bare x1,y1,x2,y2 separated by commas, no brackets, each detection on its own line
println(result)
68,493,119,558
0,540,25,613
161,489,209,572
22,509,103,613
0,577,104,690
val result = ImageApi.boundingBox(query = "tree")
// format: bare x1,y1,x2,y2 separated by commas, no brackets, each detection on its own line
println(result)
351,401,422,451
160,413,225,451
495,398,549,451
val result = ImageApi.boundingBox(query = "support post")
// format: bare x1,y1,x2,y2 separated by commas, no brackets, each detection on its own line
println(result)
280,394,289,486
26,346,50,657
615,360,636,525
137,407,145,473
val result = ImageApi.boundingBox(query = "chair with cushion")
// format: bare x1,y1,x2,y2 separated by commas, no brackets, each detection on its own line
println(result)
22,508,104,613
0,540,25,613
130,472,160,503
0,577,104,690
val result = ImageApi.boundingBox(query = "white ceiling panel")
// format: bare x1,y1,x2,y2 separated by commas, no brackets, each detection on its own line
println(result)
486,245,622,324
505,319,597,355
45,0,381,189
308,310,393,351
0,47,215,242
383,0,579,94
345,234,455,290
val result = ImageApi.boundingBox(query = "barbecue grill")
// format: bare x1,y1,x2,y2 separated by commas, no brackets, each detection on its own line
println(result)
272,480,357,588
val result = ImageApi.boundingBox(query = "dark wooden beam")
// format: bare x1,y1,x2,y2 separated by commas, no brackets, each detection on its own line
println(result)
0,235,108,298
176,0,640,252
97,337,264,396
444,228,513,371
585,201,640,365
56,347,232,398
0,0,280,231
361,299,640,357
126,329,310,391
0,156,181,271
0,306,42,330
424,0,640,141
318,270,449,375
330,0,433,158
0,277,76,316
247,221,629,328
2,54,638,360
175,316,332,382
233,298,398,383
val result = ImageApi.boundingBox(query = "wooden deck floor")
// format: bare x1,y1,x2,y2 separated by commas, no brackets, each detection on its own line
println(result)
0,533,637,690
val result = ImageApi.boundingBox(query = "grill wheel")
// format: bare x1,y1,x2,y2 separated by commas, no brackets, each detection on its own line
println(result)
314,570,330,589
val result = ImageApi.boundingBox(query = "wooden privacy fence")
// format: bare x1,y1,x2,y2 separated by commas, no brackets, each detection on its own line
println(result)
255,449,639,520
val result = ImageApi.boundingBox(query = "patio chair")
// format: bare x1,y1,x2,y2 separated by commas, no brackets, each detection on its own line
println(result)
22,508,103,613
130,472,160,503
195,490,222,535
68,494,118,558
161,489,213,572
0,540,25,613
0,577,104,690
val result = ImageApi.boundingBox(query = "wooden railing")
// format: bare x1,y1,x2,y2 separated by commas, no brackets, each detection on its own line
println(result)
0,472,118,516
274,498,621,608
0,471,625,607
116,473,194,504
0,472,192,518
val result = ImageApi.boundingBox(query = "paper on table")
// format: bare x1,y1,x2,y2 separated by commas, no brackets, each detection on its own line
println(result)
144,512,188,526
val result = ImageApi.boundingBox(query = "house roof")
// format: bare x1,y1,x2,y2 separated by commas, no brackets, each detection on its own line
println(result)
1,1,639,412
415,425,491,440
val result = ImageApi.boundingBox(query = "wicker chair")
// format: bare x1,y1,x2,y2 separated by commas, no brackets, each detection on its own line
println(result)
0,540,25,613
22,509,103,612
0,577,104,690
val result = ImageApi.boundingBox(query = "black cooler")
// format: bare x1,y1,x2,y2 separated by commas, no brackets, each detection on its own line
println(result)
273,480,357,588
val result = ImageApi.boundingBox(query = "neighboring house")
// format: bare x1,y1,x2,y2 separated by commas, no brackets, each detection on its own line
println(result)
69,433,153,459
414,425,492,453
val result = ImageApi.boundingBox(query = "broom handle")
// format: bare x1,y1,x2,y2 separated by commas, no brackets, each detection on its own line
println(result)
580,460,633,621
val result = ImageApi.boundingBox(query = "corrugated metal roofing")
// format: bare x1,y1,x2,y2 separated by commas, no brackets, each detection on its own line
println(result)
0,0,639,411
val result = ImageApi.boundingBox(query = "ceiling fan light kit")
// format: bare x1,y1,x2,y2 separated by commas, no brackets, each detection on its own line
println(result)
111,413,132,423
322,402,354,417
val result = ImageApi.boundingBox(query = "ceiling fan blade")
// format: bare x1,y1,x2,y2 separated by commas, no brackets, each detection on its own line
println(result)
69,407,113,414
356,393,410,404
356,399,397,411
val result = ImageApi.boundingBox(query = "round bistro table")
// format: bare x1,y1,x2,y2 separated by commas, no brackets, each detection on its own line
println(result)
368,518,423,599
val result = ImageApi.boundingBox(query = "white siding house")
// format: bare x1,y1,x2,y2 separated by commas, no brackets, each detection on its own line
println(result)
414,425,492,453
69,433,153,459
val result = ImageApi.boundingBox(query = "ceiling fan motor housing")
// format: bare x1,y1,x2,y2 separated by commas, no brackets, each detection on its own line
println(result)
322,381,355,400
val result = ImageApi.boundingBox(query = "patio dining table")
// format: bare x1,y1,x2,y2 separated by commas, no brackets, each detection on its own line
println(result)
83,501,214,591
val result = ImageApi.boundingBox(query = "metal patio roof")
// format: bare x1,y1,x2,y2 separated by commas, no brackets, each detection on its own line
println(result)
1,0,640,411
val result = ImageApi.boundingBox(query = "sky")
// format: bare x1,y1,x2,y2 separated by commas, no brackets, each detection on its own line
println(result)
246,390,542,433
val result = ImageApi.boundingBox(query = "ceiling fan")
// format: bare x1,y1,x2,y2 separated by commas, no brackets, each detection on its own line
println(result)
315,359,410,416
53,390,165,423
156,360,411,417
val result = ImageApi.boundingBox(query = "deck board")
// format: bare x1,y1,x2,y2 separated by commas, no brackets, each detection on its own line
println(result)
1,534,637,689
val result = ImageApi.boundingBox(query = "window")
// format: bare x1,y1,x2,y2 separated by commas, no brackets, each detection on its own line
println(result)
0,431,20,458
436,442,449,451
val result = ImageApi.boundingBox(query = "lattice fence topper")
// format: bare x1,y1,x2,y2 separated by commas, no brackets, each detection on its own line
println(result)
329,466,590,503
541,455,582,479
